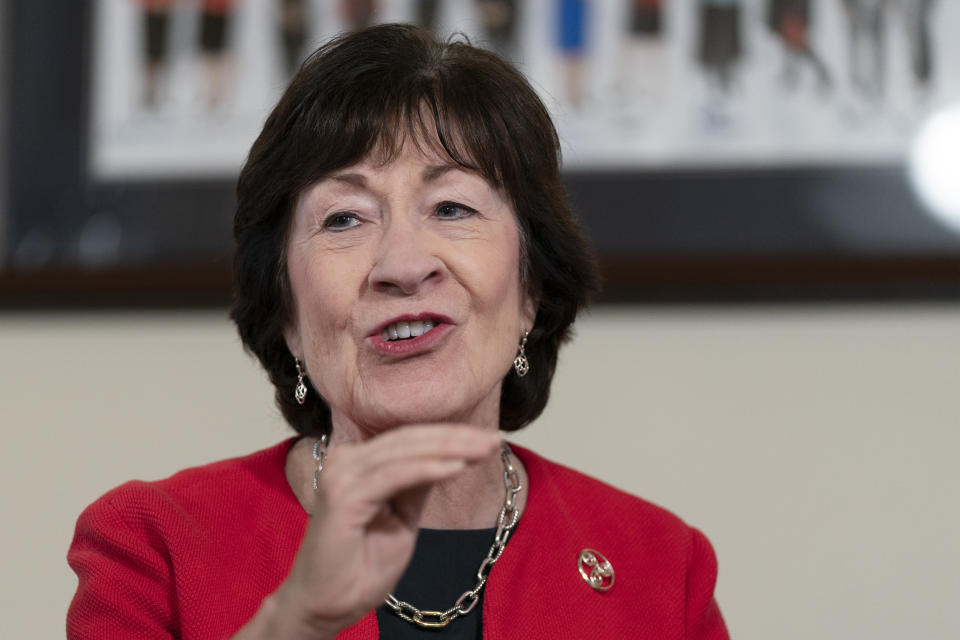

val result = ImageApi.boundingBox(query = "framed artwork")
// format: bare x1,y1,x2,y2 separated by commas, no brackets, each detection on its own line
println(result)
2,0,959,307
0,0,9,260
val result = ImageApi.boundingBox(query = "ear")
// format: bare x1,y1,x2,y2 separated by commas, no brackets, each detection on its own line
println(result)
283,320,303,362
520,293,537,334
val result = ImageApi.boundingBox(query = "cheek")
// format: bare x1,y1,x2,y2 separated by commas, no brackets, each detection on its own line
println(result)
471,237,526,332
493,234,524,312
291,258,356,357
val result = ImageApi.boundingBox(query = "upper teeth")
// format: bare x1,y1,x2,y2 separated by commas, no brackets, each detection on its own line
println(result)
381,319,436,341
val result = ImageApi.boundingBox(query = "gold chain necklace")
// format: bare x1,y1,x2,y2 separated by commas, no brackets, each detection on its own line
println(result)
312,437,523,630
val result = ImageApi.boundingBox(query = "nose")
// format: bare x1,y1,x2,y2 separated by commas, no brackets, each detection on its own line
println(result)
367,216,443,296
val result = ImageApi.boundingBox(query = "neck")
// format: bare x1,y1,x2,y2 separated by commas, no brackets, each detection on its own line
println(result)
418,446,520,529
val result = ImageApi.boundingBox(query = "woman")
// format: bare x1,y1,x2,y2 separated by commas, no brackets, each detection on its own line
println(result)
68,24,728,639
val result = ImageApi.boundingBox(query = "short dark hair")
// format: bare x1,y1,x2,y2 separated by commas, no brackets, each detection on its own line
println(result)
231,24,599,438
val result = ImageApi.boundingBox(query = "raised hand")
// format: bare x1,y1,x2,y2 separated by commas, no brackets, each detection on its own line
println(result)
235,424,501,640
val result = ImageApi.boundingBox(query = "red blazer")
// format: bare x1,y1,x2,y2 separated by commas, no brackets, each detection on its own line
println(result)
68,439,728,639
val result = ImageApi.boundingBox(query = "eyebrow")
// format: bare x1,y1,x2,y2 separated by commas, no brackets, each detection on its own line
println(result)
421,163,461,182
327,173,367,188
326,163,462,189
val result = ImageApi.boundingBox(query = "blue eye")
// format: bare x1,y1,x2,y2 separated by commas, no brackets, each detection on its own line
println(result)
323,213,360,231
436,202,476,219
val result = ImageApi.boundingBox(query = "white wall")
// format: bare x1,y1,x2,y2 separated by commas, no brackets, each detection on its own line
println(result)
2,305,959,639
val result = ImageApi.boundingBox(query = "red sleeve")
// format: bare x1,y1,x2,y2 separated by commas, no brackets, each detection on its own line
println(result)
67,492,177,640
685,528,729,640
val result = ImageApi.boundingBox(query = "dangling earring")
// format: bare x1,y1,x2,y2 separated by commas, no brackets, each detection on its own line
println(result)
513,330,530,377
294,358,308,405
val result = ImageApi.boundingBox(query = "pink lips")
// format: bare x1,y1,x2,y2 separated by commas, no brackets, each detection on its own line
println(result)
368,313,454,358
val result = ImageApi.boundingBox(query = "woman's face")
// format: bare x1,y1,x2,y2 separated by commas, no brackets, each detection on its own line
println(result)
283,142,535,437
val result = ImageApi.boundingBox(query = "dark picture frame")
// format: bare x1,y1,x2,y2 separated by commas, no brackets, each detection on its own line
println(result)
2,0,959,308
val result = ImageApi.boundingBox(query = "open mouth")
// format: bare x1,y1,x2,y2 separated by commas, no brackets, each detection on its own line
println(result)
379,319,439,342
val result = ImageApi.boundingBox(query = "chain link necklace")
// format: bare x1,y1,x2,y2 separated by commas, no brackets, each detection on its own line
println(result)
312,437,523,630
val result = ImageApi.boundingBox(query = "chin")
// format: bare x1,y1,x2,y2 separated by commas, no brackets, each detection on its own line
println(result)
377,399,464,427
355,390,477,430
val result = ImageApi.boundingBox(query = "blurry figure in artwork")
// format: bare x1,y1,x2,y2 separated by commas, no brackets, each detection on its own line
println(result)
474,0,520,60
766,0,831,93
415,0,442,34
696,0,742,96
841,0,888,101
696,0,743,130
617,0,667,116
140,0,173,108
897,0,936,96
556,0,589,110
137,0,237,111
279,0,310,78
340,0,378,31
198,0,237,109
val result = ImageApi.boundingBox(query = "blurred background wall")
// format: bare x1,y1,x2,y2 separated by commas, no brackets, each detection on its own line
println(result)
3,1,960,639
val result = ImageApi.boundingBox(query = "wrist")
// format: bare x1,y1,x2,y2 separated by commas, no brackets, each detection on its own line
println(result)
237,589,342,640
272,585,346,640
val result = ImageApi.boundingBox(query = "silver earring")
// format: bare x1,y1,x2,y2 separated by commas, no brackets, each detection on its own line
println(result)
294,358,308,405
513,330,530,377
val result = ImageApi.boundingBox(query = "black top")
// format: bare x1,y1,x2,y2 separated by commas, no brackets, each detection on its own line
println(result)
377,527,497,638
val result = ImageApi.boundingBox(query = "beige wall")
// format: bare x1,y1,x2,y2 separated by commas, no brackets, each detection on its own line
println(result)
3,305,959,639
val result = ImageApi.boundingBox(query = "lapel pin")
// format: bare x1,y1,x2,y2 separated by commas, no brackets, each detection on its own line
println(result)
578,548,614,592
